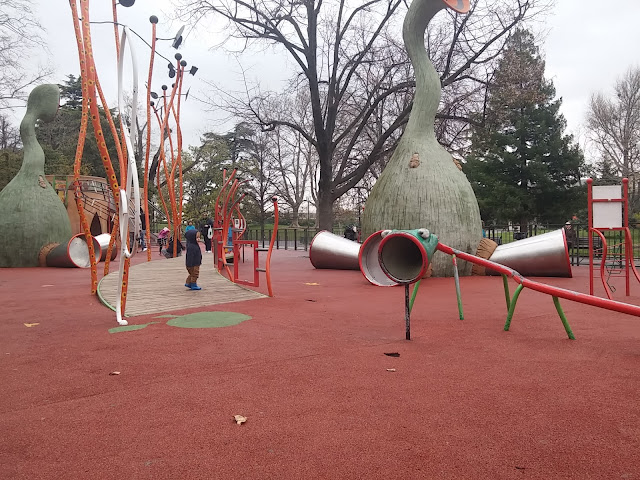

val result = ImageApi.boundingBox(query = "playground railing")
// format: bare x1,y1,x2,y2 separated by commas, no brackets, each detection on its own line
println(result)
484,223,640,267
241,223,640,266
243,227,342,251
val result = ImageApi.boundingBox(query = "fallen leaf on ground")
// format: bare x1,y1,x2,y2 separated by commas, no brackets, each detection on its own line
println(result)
305,282,320,286
234,415,247,425
384,352,400,357
386,368,396,372
109,371,121,375
24,323,40,328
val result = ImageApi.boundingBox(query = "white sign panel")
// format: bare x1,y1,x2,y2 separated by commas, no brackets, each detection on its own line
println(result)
592,185,622,229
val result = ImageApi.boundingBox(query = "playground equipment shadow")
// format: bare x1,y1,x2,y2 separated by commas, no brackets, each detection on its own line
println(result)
1,250,640,479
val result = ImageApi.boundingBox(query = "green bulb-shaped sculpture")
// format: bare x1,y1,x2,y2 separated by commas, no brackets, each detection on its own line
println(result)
361,0,481,277
0,84,72,267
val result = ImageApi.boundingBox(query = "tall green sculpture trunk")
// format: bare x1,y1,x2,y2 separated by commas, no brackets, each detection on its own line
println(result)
361,0,481,277
0,84,72,267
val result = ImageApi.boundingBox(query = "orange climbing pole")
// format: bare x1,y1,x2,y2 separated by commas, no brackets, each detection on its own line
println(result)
143,16,158,263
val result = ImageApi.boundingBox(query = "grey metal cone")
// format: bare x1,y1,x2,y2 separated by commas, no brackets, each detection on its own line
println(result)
309,231,361,270
487,229,572,277
46,234,91,268
95,233,118,262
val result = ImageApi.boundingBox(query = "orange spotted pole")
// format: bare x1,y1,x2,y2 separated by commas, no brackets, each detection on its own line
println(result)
110,0,128,185
159,79,182,257
143,16,158,262
95,75,126,276
69,0,98,294
173,58,186,231
162,90,179,255
79,0,126,314
153,106,172,234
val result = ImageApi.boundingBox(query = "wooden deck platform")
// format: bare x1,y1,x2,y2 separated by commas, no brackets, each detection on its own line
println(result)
97,256,265,317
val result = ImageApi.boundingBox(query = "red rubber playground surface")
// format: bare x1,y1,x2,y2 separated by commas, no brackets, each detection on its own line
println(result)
1,250,640,479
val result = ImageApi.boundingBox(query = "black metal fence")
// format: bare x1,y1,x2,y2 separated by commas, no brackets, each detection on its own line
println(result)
243,224,640,267
483,224,640,267
244,227,336,252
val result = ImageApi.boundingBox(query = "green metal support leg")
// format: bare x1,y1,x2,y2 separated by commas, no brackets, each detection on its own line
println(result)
409,280,420,313
502,274,511,311
503,284,524,331
552,296,575,340
452,254,464,320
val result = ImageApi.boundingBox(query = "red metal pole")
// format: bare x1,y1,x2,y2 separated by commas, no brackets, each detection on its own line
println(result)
437,242,640,318
623,178,630,295
587,178,594,295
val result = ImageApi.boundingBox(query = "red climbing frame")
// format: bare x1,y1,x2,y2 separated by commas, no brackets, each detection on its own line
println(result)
587,178,640,299
211,170,278,297
232,197,278,297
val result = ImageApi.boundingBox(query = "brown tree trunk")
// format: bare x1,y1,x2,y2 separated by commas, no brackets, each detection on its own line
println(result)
317,187,334,231
291,210,300,228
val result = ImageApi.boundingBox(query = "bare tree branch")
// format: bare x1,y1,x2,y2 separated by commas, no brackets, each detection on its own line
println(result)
0,0,52,110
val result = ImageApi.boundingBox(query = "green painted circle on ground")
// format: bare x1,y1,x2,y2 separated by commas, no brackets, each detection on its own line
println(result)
166,311,252,329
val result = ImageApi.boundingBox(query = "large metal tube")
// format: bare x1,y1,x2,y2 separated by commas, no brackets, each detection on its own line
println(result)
44,233,97,268
309,230,360,270
378,231,430,284
95,233,118,262
359,231,399,286
487,229,572,277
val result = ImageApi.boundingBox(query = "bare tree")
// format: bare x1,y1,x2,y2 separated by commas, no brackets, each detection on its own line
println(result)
255,90,315,226
0,0,53,110
0,114,21,150
245,128,278,231
268,126,314,226
587,67,640,202
177,0,549,229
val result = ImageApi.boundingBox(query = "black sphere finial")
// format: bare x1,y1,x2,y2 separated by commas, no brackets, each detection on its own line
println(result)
180,60,187,67
149,15,159,24
119,0,135,7
175,53,183,61
161,85,168,91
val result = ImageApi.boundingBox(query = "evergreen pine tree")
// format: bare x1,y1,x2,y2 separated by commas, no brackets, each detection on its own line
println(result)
595,156,621,186
36,74,123,180
465,29,585,228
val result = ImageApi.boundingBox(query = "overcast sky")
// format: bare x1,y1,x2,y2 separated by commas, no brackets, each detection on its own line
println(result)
14,0,640,161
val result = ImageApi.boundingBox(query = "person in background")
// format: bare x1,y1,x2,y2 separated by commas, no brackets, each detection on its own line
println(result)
201,218,213,253
564,221,577,249
185,220,196,232
184,228,202,290
157,227,170,255
343,224,357,241
138,208,147,252
162,235,184,258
